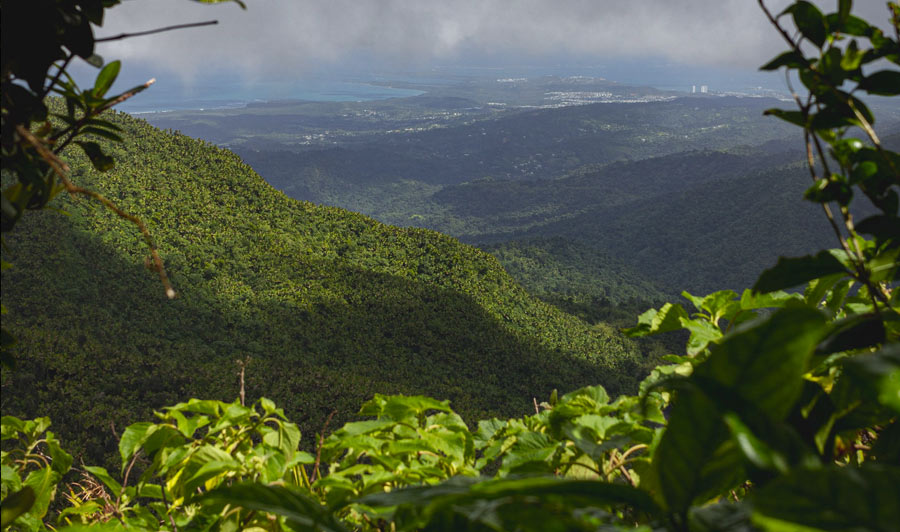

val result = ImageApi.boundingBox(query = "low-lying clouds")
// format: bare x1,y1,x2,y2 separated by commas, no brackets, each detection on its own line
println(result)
96,0,893,81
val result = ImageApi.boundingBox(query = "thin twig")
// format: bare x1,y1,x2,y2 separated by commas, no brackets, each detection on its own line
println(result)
236,357,250,406
618,465,636,487
311,410,337,483
113,451,140,514
160,485,179,532
94,21,218,43
803,130,853,258
16,124,176,299
618,444,648,462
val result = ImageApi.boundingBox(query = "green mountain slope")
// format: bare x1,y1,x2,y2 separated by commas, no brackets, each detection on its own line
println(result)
482,237,667,306
0,111,650,465
498,162,857,294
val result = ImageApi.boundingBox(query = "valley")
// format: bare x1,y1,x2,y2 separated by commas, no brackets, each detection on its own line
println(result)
144,75,900,298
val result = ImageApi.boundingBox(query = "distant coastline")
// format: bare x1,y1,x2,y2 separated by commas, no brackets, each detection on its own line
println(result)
119,81,425,115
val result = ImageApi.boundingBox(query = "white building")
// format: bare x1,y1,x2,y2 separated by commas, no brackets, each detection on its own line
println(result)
700,85,709,93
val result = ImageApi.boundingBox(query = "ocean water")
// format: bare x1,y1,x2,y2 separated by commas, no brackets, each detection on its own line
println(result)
111,77,425,114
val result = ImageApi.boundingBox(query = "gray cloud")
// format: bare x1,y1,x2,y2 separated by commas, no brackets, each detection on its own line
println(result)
94,0,895,82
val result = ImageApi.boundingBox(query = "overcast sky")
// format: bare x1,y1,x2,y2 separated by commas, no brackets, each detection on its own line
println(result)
90,0,894,84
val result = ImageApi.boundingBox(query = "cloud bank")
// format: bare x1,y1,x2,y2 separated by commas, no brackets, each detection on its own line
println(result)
94,0,894,82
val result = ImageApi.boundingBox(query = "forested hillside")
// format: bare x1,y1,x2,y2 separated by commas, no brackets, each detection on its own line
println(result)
0,110,652,467
477,159,844,294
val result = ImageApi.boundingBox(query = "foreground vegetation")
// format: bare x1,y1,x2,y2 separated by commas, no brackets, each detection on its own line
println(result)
2,0,899,531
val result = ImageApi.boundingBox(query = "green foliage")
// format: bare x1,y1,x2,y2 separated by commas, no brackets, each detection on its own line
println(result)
1,416,72,531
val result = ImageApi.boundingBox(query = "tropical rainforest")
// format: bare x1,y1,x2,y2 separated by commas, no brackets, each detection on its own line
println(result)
1,1,899,531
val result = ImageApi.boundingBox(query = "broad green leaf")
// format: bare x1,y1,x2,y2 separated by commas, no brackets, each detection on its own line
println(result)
80,126,124,142
92,61,121,98
169,398,222,416
361,476,662,529
694,308,826,419
827,10,871,36
474,418,506,449
263,421,301,458
57,501,103,520
753,251,848,293
859,70,900,96
840,344,900,413
0,487,35,528
359,394,452,420
752,465,900,530
47,437,73,476
815,313,885,355
856,215,900,242
119,422,154,468
74,141,115,172
1,416,26,439
200,483,348,532
802,274,845,307
84,466,122,495
740,288,803,310
723,413,788,473
788,1,827,47
184,459,240,495
23,468,59,520
169,409,209,438
624,302,689,337
683,318,722,356
331,419,394,437
763,108,806,127
840,39,865,70
760,51,809,71
652,387,744,512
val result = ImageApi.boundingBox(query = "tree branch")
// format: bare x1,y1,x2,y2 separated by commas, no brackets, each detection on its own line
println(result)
16,125,176,300
94,20,218,43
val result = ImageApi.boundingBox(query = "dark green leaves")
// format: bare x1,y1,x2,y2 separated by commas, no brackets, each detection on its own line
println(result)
653,387,742,513
623,302,688,337
859,70,900,96
753,251,848,293
752,465,900,530
760,51,809,71
653,308,826,513
360,476,662,531
840,344,900,413
784,1,827,47
696,308,826,418
763,108,806,127
75,141,115,172
0,487,36,529
93,60,121,98
201,483,349,532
